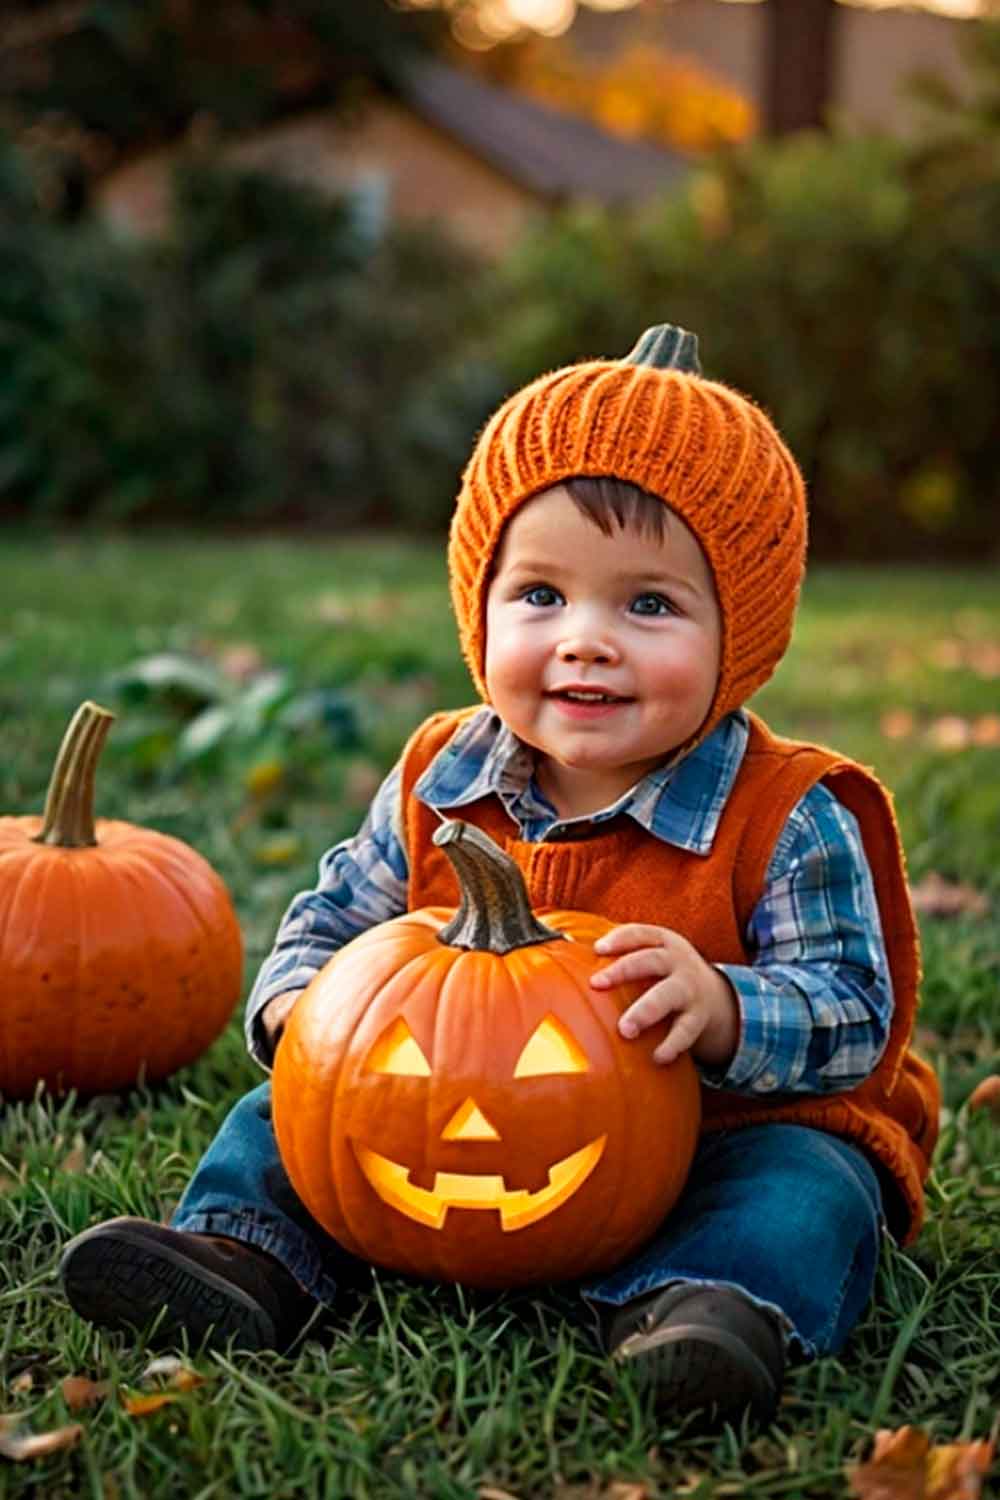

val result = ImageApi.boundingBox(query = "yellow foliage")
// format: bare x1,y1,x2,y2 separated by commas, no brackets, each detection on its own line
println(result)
511,40,756,152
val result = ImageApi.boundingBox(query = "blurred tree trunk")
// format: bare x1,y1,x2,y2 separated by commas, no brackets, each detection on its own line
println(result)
762,0,838,135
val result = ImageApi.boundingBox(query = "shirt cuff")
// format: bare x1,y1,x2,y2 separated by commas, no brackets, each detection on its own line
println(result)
703,963,810,1094
244,968,319,1071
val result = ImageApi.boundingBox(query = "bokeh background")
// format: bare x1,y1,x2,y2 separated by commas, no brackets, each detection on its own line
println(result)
3,0,1000,561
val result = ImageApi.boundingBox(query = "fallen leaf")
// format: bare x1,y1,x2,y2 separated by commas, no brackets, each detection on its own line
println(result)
968,1075,1000,1121
967,643,1000,679
930,639,964,671
218,643,265,682
313,591,357,626
243,758,285,799
0,1413,83,1460
141,1356,206,1392
847,1425,996,1500
121,1390,180,1416
252,832,302,866
59,1135,88,1174
478,1489,521,1500
60,1374,112,1411
608,1486,650,1500
141,1355,186,1382
909,872,990,919
9,1373,33,1396
972,714,1000,747
880,709,916,742
926,1436,994,1499
928,715,972,751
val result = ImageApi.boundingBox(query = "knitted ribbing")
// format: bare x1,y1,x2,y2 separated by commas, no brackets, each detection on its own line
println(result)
448,352,807,740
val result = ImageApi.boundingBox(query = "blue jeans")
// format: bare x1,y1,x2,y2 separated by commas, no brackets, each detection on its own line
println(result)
173,1082,885,1359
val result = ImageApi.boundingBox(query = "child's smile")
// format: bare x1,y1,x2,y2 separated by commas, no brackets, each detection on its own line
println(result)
484,486,722,819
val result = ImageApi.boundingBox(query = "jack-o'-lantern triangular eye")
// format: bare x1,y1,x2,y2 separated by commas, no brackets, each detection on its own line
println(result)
514,1014,589,1077
367,1017,431,1076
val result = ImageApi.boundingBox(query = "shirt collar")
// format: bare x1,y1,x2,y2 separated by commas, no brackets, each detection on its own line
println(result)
413,706,749,855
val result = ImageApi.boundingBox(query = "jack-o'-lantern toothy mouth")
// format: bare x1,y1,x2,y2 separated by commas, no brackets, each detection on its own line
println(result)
353,1135,607,1231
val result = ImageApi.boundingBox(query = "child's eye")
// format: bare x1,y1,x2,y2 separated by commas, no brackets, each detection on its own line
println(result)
630,592,675,617
522,585,563,608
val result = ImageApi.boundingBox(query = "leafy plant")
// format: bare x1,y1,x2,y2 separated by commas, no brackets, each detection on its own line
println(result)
106,650,362,779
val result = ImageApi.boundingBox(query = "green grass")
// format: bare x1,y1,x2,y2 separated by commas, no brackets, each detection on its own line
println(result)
2,532,999,1498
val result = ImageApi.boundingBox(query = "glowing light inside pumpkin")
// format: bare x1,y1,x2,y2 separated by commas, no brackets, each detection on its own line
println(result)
514,1013,589,1077
355,1135,607,1230
366,1017,432,1076
442,1098,502,1141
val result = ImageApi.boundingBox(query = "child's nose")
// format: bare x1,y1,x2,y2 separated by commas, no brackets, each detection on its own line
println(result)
556,633,620,666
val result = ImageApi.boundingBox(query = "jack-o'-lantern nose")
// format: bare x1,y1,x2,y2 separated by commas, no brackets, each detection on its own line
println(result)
441,1097,501,1142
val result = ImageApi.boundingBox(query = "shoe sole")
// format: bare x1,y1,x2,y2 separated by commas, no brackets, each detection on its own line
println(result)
60,1224,277,1352
616,1321,778,1424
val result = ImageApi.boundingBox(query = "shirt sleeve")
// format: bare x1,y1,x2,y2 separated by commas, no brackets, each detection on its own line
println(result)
708,782,894,1096
244,762,409,1069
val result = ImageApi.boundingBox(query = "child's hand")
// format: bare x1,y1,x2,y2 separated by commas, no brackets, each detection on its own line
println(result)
261,990,304,1053
590,925,739,1070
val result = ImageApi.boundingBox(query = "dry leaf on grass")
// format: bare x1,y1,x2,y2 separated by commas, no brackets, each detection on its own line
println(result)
909,872,990,920
218,643,266,682
881,709,916,742
971,713,1000,746
0,1413,82,1461
140,1356,206,1393
59,1135,88,1174
847,1424,996,1500
120,1390,181,1417
120,1357,208,1416
60,1375,112,1412
968,1075,1000,1121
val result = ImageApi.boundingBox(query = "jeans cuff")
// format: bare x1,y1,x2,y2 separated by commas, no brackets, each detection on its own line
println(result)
582,1276,802,1359
171,1207,341,1309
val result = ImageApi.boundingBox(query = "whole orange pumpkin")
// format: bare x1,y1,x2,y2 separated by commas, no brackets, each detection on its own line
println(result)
272,819,700,1288
0,701,243,1098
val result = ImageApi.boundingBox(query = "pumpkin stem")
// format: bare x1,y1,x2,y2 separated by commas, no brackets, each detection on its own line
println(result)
33,700,116,848
432,820,565,954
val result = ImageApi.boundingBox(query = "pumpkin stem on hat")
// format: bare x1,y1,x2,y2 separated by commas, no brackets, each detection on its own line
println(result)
34,700,116,848
433,820,565,954
623,323,702,376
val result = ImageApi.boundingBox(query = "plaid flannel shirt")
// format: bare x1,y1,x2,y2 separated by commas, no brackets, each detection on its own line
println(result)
246,708,893,1094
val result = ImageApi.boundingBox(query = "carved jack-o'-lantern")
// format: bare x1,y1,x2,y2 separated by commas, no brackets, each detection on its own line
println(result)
272,821,700,1287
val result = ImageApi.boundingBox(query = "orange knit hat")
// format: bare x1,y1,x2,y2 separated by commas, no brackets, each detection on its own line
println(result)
448,324,807,743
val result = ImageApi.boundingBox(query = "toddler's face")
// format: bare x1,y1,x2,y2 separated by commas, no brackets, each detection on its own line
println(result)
484,485,721,819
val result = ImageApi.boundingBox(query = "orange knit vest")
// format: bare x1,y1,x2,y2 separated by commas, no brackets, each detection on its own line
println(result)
399,708,939,1243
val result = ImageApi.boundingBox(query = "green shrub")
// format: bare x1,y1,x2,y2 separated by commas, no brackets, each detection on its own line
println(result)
491,96,1000,560
0,147,499,527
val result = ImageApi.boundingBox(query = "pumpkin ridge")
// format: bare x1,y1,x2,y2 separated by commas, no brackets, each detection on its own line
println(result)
120,842,240,1063
0,848,46,1093
76,845,151,1087
18,851,77,1093
0,846,32,1089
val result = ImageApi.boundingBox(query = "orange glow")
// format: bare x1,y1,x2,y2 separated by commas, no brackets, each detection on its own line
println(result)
354,1135,607,1230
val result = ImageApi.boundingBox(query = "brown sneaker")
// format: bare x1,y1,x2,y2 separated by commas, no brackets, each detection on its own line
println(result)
604,1285,786,1427
59,1217,318,1353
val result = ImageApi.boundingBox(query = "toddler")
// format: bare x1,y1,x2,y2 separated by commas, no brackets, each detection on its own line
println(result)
60,324,939,1427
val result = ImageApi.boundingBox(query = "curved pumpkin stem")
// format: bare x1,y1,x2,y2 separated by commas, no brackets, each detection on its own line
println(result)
34,700,116,848
432,820,565,954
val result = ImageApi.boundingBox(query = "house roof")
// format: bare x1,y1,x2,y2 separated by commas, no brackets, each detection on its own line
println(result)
395,55,689,204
